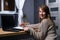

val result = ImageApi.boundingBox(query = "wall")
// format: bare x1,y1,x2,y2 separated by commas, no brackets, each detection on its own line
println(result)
23,0,34,24
58,0,60,36
34,0,45,23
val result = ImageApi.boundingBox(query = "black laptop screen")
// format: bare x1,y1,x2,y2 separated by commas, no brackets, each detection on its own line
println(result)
1,14,18,30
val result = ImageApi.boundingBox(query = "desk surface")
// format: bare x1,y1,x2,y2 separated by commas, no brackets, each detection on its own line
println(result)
0,28,27,37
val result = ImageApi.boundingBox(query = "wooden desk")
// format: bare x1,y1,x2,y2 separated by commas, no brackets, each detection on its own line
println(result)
0,28,33,40
0,28,27,37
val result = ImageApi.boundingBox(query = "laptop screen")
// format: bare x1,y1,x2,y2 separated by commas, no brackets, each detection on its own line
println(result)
1,14,18,31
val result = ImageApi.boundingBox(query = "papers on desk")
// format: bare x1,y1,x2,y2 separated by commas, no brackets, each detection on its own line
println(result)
13,26,24,30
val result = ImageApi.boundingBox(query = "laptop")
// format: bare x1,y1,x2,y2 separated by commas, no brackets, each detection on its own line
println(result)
1,15,24,32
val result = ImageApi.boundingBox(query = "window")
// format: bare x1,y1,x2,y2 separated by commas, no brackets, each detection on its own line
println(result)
4,0,15,11
0,0,16,14
0,0,1,11
49,0,56,3
9,0,15,11
4,0,9,10
50,7,58,11
51,17,56,20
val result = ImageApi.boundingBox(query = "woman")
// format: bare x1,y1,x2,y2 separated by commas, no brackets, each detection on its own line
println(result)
21,5,57,40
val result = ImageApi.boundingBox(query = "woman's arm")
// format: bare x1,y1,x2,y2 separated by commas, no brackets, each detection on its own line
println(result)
28,19,50,40
40,19,57,40
45,25,57,40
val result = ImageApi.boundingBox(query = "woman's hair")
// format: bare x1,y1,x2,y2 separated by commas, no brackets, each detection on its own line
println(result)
38,5,55,26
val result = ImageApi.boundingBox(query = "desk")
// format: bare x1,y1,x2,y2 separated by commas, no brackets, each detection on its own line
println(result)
0,28,34,40
0,28,27,37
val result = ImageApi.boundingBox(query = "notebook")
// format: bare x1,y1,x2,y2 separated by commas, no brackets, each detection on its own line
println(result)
12,26,24,31
13,26,24,30
10,26,24,32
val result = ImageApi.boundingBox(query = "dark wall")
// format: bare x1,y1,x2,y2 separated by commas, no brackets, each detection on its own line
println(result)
23,0,34,24
34,0,45,23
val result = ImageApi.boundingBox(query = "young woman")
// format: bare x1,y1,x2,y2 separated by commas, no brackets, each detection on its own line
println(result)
21,5,57,40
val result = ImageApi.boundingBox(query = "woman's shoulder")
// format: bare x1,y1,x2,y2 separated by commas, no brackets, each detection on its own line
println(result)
42,19,49,23
41,18,53,25
40,19,49,26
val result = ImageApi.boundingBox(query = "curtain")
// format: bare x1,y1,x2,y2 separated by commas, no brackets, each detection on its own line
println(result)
15,0,25,25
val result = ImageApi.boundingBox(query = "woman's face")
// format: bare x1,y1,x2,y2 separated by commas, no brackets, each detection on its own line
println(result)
39,8,46,19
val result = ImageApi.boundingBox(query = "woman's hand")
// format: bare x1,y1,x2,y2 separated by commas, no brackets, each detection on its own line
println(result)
20,22,25,27
23,27,29,31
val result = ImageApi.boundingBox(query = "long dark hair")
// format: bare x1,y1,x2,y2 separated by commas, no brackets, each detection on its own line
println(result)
38,5,55,26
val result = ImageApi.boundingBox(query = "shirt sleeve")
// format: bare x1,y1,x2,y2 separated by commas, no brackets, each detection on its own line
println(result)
28,19,50,40
45,25,57,40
